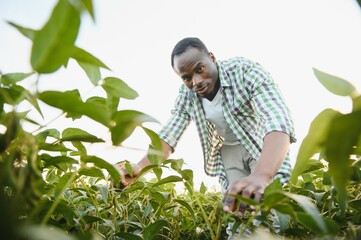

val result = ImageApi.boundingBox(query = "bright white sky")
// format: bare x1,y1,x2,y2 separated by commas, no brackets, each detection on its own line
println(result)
1,0,361,190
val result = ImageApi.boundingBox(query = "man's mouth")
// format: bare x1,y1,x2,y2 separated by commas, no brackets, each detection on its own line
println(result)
194,84,208,94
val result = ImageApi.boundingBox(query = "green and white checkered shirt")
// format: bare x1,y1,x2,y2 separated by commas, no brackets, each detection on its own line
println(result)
159,57,296,190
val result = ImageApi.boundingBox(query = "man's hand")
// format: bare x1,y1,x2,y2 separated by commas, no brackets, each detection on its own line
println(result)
222,172,272,217
116,162,141,188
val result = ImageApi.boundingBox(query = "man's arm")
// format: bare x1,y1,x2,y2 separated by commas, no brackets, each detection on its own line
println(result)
222,131,290,214
118,140,173,187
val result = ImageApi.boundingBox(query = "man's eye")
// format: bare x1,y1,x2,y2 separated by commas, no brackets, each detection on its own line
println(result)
196,66,204,73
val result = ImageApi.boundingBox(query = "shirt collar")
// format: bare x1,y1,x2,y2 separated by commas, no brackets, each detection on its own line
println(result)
217,61,232,88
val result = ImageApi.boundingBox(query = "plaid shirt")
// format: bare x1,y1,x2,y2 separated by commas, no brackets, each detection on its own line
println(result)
159,57,296,190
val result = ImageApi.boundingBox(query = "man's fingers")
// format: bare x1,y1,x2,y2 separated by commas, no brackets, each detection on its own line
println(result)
223,179,266,214
254,190,263,202
223,180,246,212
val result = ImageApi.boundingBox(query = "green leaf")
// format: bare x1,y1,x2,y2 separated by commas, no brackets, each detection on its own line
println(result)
43,156,78,168
102,77,139,100
282,191,327,233
137,164,159,177
152,175,183,187
353,95,361,111
142,219,168,240
81,0,95,21
291,109,341,183
180,169,193,181
82,156,120,184
296,212,339,235
71,47,109,70
199,182,207,194
77,61,101,86
95,185,108,203
0,85,28,105
125,162,133,177
174,199,195,219
142,127,163,165
153,166,163,180
273,204,297,218
7,21,36,40
348,199,361,210
110,110,159,145
313,68,357,98
55,172,78,197
325,110,361,213
169,158,184,171
82,215,104,224
113,232,142,240
274,210,291,233
78,167,105,178
38,90,111,126
25,94,44,118
36,129,60,145
264,178,282,196
0,72,34,85
38,143,73,152
31,0,80,73
55,202,76,225
71,141,87,156
61,128,104,142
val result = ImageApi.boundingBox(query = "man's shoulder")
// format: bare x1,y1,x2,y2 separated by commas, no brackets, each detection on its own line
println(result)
218,56,256,70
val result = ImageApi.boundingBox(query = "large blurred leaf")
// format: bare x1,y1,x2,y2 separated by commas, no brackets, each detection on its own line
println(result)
20,225,77,240
325,110,361,213
102,77,139,100
38,90,111,126
281,191,327,234
82,156,120,184
291,109,341,183
31,0,80,73
110,110,158,145
142,219,168,240
61,128,104,142
313,68,357,98
296,212,339,235
0,72,34,86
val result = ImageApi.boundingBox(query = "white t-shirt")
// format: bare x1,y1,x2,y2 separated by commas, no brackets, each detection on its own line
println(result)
202,89,240,146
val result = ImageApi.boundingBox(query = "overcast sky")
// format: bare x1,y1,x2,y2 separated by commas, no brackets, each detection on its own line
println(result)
1,0,360,190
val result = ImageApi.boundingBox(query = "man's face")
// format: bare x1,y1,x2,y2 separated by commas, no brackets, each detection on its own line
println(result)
173,48,219,101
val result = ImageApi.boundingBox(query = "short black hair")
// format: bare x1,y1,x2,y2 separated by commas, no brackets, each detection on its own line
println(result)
171,37,209,67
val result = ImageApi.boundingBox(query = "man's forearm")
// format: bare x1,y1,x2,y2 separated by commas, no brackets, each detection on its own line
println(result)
252,131,291,179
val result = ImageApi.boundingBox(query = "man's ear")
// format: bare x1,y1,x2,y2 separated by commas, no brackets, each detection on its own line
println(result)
209,52,216,62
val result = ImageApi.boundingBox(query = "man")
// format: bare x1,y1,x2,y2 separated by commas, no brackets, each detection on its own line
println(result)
118,37,296,216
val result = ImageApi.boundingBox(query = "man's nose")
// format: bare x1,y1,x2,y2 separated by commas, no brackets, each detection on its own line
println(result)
192,75,202,87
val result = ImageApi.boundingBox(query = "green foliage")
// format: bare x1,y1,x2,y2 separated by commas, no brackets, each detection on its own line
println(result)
1,0,360,239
